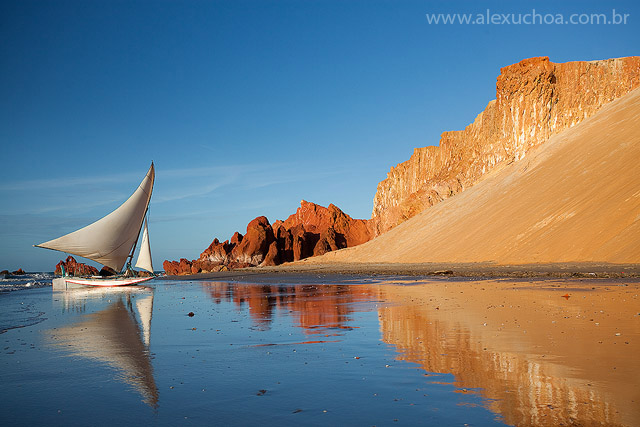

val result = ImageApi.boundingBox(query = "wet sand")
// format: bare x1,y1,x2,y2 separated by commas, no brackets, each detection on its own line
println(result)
371,277,640,426
160,270,640,425
2,274,638,426
164,261,640,281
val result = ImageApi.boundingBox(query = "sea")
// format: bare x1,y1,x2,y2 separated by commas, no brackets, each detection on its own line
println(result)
0,272,54,293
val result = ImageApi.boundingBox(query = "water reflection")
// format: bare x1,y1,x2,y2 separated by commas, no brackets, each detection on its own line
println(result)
202,280,638,425
371,281,639,426
41,279,638,424
202,282,373,334
47,287,158,407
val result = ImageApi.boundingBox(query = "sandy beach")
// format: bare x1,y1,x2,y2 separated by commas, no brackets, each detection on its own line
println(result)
168,266,640,426
373,277,640,426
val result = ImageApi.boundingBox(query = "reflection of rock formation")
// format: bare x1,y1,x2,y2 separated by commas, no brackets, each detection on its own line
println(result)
199,280,638,424
48,290,157,407
202,282,372,333
373,284,638,426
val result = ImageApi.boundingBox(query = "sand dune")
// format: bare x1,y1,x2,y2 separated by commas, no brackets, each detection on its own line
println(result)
315,87,640,265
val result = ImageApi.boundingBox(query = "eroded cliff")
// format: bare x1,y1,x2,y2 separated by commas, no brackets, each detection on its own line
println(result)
372,56,640,235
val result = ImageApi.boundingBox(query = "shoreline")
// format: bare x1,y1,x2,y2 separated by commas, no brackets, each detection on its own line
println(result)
161,261,640,282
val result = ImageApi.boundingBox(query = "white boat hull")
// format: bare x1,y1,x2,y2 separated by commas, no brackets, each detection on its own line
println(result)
53,276,153,290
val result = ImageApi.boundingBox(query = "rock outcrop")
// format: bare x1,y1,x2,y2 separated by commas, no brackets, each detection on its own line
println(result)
55,256,99,276
372,56,640,235
282,200,372,247
163,201,373,275
231,216,275,266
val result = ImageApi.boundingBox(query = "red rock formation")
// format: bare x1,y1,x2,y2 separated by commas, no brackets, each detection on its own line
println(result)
261,241,280,266
230,232,243,246
289,224,315,262
55,256,99,276
231,216,275,266
163,201,373,274
283,200,372,247
199,238,232,265
274,225,294,263
162,260,179,275
313,227,340,256
372,56,640,235
161,258,190,275
178,258,192,275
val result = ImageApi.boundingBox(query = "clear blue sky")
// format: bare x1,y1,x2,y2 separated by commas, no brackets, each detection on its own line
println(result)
1,0,638,271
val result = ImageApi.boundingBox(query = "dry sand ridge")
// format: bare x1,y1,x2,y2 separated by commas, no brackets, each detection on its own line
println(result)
310,87,640,266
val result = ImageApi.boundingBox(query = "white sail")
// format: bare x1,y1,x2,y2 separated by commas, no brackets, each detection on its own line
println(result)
36,163,155,272
135,219,153,273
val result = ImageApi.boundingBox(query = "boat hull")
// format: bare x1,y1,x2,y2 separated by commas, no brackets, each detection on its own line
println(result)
53,276,154,290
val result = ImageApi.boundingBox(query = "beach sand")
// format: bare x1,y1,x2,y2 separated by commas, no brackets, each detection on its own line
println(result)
166,261,640,281
164,269,640,425
1,274,638,425
372,277,640,426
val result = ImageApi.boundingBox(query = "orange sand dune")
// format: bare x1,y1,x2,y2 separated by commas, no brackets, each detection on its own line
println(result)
316,88,640,264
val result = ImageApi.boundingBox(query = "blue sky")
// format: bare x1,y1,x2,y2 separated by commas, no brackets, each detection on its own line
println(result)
1,0,638,271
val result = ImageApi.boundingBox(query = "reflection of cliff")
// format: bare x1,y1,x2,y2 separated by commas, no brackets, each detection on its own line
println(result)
373,282,639,426
202,282,372,333
48,291,158,407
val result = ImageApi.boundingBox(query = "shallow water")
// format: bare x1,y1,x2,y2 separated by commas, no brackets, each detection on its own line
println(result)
0,272,54,293
1,277,638,426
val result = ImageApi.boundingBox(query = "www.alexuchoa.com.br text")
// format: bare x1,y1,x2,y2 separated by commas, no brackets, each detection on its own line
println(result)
426,9,630,25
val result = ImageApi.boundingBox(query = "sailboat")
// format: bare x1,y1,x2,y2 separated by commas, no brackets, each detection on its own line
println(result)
36,163,156,289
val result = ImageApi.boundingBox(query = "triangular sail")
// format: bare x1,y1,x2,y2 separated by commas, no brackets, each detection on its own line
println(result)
135,219,153,273
36,163,155,272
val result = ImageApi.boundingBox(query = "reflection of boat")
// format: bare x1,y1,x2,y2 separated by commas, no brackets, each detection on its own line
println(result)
48,288,158,406
35,163,155,288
